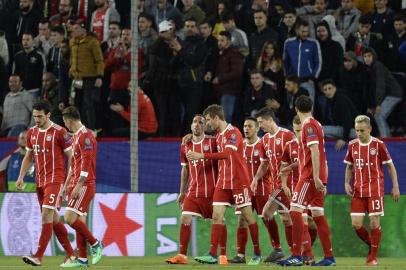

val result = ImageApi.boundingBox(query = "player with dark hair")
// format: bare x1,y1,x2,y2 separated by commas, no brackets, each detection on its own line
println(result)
278,95,335,266
188,105,262,265
166,115,219,264
17,100,75,267
60,106,103,267
344,115,399,266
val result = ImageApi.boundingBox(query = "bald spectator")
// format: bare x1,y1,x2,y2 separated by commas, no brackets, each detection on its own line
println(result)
1,74,34,137
49,0,75,28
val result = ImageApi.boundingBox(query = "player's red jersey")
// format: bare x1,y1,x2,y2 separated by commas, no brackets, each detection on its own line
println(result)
344,137,392,197
261,128,294,190
26,123,72,187
69,126,97,189
298,117,328,184
281,138,300,193
216,124,250,189
243,138,271,196
180,136,218,198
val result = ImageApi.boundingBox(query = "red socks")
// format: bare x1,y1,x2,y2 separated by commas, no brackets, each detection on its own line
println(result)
309,226,318,246
34,223,53,258
284,224,293,252
179,223,191,255
53,222,75,257
71,219,97,246
209,224,223,256
248,223,261,256
355,226,371,247
236,227,248,255
302,224,313,258
370,227,382,260
313,216,333,258
290,211,304,256
76,231,88,259
263,218,281,249
219,224,227,256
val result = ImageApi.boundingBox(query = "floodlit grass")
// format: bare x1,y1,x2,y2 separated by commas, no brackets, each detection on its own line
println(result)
1,256,405,269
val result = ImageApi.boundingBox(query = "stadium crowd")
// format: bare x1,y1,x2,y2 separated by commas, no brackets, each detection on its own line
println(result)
0,0,406,144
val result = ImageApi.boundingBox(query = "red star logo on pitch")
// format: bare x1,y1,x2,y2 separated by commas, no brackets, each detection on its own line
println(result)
100,194,142,255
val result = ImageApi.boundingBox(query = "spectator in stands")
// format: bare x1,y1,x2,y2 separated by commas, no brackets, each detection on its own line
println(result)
346,13,384,60
283,20,321,102
41,72,63,125
199,0,219,19
279,8,297,44
6,130,36,192
249,9,279,69
138,13,158,57
171,17,207,134
12,32,46,98
221,12,249,57
110,83,158,139
320,79,358,151
146,20,180,136
105,29,131,108
296,0,333,39
49,0,74,29
200,19,219,109
322,15,345,50
90,0,120,42
100,21,121,55
1,74,34,137
335,0,361,39
58,38,71,109
34,19,52,57
47,26,64,77
151,0,183,30
384,14,406,73
182,0,206,25
316,20,344,83
207,1,226,39
69,19,104,132
371,0,394,39
279,75,309,126
0,30,9,66
212,31,244,123
244,70,276,118
12,0,42,53
363,47,403,137
338,51,376,115
256,41,285,100
75,0,94,20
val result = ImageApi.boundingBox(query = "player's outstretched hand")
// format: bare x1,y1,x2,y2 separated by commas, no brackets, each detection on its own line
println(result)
177,193,185,209
314,178,325,193
15,178,24,191
186,151,204,161
250,180,257,195
344,182,353,196
392,186,400,202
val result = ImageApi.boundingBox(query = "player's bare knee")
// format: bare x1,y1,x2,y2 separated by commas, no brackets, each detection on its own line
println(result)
238,215,248,228
181,214,192,224
212,212,223,224
52,211,60,224
64,211,77,225
42,207,54,223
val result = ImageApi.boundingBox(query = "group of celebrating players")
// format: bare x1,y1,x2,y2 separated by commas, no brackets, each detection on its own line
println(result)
15,100,102,267
166,95,400,267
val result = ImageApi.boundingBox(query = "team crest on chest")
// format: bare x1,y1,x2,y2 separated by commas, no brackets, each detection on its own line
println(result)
203,144,209,151
307,127,314,134
46,134,53,141
254,150,259,156
223,137,227,143
292,150,297,154
370,148,377,155
276,138,281,145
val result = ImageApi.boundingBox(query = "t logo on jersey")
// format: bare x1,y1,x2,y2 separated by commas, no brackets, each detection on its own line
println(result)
33,144,41,155
355,158,364,169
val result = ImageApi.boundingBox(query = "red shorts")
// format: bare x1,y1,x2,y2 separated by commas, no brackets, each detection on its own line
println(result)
67,184,96,216
182,196,213,219
235,194,269,217
291,179,325,211
269,188,290,213
36,183,64,210
213,187,252,208
350,197,384,217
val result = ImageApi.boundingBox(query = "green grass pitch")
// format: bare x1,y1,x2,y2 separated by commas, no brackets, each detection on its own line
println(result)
1,256,405,269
